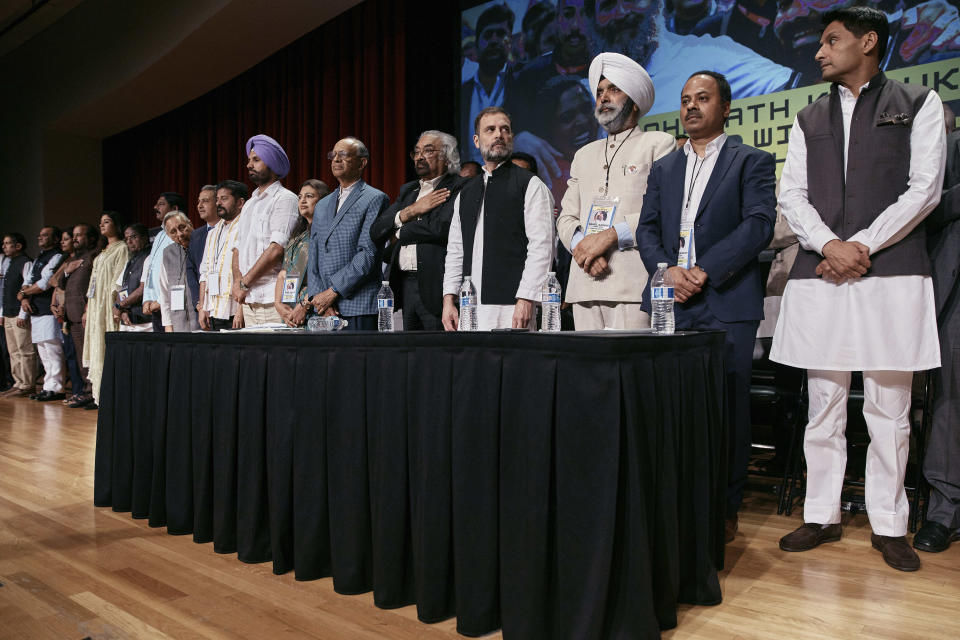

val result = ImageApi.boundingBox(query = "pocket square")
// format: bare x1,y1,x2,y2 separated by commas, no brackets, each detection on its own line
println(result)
876,111,912,126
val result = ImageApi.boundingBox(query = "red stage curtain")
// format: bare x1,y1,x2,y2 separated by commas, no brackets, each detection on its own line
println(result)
103,0,458,227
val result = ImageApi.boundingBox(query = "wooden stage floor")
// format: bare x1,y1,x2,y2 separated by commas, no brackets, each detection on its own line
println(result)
1,395,959,639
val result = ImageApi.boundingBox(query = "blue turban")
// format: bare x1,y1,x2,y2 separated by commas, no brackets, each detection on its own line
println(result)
245,134,290,179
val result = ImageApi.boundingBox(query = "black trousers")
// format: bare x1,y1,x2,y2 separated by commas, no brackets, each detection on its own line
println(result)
401,273,441,331
677,299,758,517
210,317,234,331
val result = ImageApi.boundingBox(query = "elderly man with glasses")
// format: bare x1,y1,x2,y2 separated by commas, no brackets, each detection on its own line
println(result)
370,130,468,330
306,137,389,331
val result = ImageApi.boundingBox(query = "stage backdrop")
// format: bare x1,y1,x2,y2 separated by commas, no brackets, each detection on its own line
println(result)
460,0,960,202
103,0,458,228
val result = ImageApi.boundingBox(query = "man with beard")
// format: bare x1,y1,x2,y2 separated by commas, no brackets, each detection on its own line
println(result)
442,107,555,331
141,191,185,331
198,180,247,330
18,226,65,401
557,53,675,330
231,134,299,326
636,70,776,542
771,7,945,572
370,130,467,330
0,233,36,398
462,4,516,164
774,0,960,87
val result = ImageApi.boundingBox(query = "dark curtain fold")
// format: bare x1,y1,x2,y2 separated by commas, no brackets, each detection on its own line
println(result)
102,0,459,226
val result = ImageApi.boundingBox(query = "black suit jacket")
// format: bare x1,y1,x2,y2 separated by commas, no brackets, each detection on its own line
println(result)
928,129,960,320
370,173,466,316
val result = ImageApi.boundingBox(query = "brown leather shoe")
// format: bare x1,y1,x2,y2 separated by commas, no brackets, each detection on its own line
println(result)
725,515,738,543
779,523,842,551
15,387,36,397
871,534,920,572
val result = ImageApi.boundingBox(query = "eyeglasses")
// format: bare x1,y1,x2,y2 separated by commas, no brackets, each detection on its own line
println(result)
327,150,355,160
410,146,440,160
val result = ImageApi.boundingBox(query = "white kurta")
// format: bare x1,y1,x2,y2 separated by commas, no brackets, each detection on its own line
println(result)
443,163,555,330
22,253,64,343
770,87,945,371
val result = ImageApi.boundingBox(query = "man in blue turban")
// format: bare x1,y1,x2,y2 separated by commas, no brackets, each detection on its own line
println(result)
230,133,299,326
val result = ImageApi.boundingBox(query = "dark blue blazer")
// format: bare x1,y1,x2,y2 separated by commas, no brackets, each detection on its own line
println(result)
307,179,390,317
636,138,776,323
187,224,211,309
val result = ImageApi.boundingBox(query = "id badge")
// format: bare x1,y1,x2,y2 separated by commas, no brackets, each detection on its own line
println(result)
677,226,694,269
87,274,97,299
118,289,128,303
281,275,300,303
208,275,220,296
585,196,618,235
171,285,185,311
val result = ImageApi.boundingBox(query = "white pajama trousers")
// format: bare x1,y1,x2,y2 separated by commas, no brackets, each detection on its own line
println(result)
803,369,914,537
36,339,64,393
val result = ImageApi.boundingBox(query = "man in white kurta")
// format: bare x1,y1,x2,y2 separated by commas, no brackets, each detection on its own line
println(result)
770,7,944,571
557,52,675,330
442,107,554,331
19,226,64,398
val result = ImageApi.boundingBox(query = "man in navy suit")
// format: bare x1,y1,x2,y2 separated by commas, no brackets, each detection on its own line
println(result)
370,130,467,330
306,137,389,331
636,70,777,542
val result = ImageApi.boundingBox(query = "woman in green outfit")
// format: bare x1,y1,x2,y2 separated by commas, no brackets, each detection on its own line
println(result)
274,179,330,327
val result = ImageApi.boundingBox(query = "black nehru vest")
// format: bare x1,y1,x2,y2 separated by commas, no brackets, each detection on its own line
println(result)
2,254,30,318
459,161,534,305
790,73,932,280
29,248,61,316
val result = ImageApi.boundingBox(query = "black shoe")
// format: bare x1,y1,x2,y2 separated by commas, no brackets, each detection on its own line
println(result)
913,521,960,553
83,402,98,411
29,390,44,400
36,391,65,402
69,395,94,408
872,534,921,571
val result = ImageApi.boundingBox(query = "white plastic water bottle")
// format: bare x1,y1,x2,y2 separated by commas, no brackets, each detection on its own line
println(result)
377,281,395,332
650,262,675,335
458,276,478,331
540,271,561,332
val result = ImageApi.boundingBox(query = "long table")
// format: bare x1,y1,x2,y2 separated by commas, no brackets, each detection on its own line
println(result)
94,330,727,639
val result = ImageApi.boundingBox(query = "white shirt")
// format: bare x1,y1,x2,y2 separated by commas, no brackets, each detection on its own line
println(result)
443,163,555,330
396,175,444,272
680,134,728,267
231,180,299,304
21,253,64,342
770,86,945,371
199,214,243,319
336,180,358,212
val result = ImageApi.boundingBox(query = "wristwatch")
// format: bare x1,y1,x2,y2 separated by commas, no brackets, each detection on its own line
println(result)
239,279,250,291
299,298,311,308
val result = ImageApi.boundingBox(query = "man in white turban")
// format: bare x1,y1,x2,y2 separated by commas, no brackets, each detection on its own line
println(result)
555,52,676,330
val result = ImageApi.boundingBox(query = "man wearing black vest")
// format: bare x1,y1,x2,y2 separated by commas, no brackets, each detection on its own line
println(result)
370,130,467,330
442,106,555,331
771,7,946,572
1,233,37,398
18,226,65,401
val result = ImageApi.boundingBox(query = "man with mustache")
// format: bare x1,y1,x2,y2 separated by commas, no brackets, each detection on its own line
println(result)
370,130,467,330
231,134,299,327
556,53,675,330
186,185,219,311
442,107,555,331
771,7,945,572
636,70,776,543
198,180,247,330
158,211,199,332
462,4,516,165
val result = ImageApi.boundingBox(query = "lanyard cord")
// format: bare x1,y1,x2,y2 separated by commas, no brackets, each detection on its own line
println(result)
602,126,637,195
684,155,706,212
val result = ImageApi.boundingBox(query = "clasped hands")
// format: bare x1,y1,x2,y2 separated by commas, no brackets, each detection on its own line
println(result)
817,240,871,284
668,265,707,303
573,228,618,278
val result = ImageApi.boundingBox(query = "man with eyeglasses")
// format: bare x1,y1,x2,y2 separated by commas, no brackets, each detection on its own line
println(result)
230,133,299,326
306,137,389,331
370,131,467,330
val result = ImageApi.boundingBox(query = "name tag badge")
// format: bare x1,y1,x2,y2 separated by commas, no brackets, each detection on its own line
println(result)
118,289,128,302
677,226,694,269
586,196,619,235
207,275,220,296
281,275,300,303
171,285,185,311
87,274,97,299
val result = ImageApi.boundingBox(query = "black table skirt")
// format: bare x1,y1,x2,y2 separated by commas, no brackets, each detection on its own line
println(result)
94,330,726,639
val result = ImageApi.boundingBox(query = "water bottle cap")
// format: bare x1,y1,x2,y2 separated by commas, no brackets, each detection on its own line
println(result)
382,280,389,285
464,275,471,281
657,262,668,268
547,271,555,276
